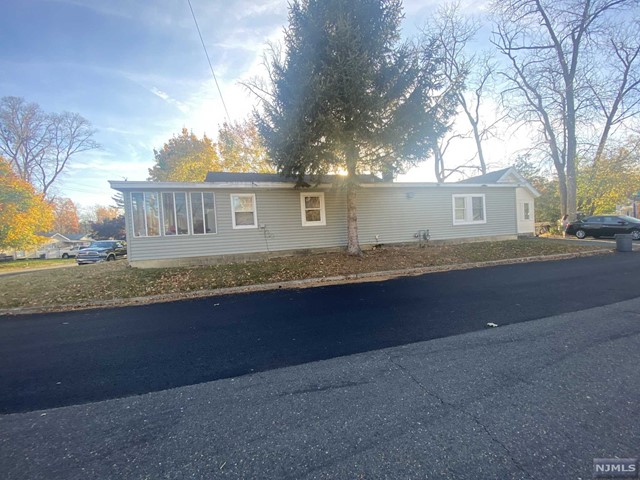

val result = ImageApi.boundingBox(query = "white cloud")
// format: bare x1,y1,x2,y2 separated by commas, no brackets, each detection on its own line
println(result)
149,87,190,113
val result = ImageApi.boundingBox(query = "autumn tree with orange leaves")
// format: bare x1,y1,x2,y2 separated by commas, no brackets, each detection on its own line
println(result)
52,198,80,234
148,128,222,182
0,156,53,249
95,205,120,222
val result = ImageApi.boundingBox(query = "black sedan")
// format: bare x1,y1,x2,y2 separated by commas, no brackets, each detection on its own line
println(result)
565,215,640,240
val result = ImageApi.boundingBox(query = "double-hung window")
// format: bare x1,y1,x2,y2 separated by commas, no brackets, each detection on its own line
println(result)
131,192,161,237
452,194,486,225
231,194,257,229
523,202,531,221
191,192,217,234
300,192,326,226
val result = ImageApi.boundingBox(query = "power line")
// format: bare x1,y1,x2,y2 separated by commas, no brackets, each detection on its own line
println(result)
186,0,231,121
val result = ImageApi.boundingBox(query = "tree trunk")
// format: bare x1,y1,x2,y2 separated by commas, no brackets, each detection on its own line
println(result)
434,146,444,182
566,94,578,220
470,120,487,175
460,97,487,175
346,144,362,256
346,181,361,255
557,168,568,216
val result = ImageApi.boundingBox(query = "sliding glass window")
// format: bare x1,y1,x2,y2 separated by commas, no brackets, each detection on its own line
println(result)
162,192,189,235
191,192,216,234
131,192,160,237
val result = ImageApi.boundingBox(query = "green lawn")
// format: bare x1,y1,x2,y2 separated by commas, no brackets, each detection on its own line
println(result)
0,239,606,311
0,258,76,272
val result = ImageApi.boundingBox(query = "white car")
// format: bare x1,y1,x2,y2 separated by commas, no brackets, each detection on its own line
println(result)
57,245,84,259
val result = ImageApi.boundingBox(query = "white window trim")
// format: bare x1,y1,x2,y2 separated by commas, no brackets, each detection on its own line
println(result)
161,192,175,236
161,192,191,236
230,193,258,229
523,202,531,221
131,191,161,237
300,192,326,227
191,192,218,235
175,192,191,235
131,192,147,238
452,194,487,225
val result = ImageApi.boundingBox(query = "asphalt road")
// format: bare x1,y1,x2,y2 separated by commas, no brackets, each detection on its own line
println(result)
2,296,639,479
0,253,639,415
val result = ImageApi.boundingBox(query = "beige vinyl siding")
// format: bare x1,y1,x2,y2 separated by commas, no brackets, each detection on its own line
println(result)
119,185,518,262
124,188,348,262
357,186,516,244
516,187,536,234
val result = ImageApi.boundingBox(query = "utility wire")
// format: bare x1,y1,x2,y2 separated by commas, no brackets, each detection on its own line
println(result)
186,0,231,121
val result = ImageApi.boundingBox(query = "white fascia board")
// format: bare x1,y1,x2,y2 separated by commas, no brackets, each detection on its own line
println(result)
496,167,517,183
109,179,534,193
496,168,541,198
522,184,541,198
108,180,324,191
361,182,518,189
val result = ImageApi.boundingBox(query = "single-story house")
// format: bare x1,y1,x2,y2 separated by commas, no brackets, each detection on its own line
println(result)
109,167,539,268
41,233,93,248
6,233,93,260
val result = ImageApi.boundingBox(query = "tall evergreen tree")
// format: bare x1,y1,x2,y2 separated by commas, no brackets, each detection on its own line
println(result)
255,0,457,254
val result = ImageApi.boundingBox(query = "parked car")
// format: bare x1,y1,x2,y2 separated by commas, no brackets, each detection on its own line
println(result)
565,215,640,240
58,245,84,259
76,241,127,265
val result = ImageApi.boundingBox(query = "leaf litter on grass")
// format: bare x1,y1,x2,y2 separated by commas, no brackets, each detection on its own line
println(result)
0,240,604,310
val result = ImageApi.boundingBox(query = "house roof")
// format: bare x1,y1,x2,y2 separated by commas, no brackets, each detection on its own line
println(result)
109,167,537,193
457,167,512,185
65,233,91,241
457,167,540,197
204,172,384,185
42,233,92,242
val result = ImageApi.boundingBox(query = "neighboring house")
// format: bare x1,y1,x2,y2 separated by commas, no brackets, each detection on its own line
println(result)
7,233,93,260
616,190,640,218
109,167,540,268
38,233,93,259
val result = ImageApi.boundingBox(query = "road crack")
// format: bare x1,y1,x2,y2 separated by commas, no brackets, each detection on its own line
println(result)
387,355,533,480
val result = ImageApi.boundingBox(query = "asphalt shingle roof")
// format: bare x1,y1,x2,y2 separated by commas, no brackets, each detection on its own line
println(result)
205,172,384,184
457,167,512,184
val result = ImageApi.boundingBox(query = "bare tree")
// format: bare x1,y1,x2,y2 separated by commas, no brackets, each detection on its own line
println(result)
588,22,640,165
433,127,486,181
425,1,504,177
491,0,639,218
0,96,100,196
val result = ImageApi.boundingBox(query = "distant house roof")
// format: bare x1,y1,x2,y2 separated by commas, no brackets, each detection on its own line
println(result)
65,233,91,241
42,233,92,242
204,171,384,185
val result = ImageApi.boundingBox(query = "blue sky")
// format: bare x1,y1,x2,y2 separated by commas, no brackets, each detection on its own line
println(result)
1,0,495,207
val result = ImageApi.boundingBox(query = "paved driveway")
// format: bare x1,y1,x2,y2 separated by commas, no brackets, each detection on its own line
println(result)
537,235,640,249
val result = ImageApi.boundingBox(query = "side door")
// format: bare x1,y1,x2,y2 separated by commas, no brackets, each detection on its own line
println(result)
582,216,604,236
114,242,126,258
603,216,628,237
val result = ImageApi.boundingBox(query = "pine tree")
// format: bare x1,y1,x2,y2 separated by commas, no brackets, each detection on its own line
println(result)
255,0,457,254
